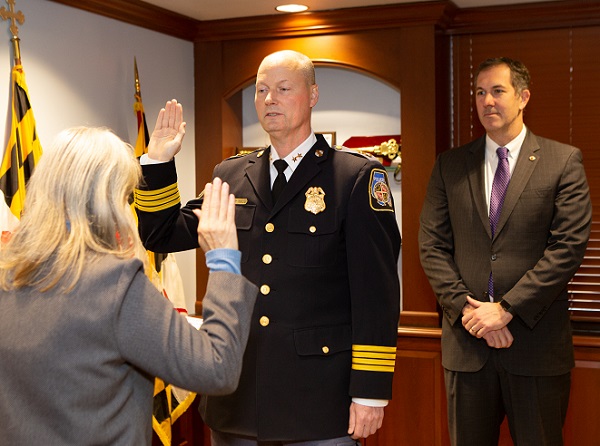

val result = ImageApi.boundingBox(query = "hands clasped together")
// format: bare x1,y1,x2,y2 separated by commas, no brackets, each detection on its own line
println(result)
461,296,514,349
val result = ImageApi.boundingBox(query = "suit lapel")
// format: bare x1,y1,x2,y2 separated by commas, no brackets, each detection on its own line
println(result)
494,130,540,238
466,137,491,238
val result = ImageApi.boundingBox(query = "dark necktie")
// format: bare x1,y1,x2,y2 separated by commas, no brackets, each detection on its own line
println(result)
488,147,510,300
272,159,288,203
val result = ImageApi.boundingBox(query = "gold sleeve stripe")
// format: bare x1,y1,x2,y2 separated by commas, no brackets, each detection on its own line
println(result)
352,345,397,354
352,358,396,367
353,351,396,360
352,363,395,373
351,344,396,373
135,183,179,199
134,183,180,212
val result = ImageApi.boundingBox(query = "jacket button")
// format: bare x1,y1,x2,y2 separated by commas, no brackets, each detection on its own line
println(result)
262,254,273,264
265,223,275,233
322,346,330,354
260,285,271,295
260,316,270,327
491,254,497,261
309,226,317,233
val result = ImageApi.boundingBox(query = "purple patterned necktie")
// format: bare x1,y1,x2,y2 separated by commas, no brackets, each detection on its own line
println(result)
488,147,510,300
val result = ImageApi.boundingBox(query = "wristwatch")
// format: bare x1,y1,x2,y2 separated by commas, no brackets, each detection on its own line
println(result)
499,299,515,315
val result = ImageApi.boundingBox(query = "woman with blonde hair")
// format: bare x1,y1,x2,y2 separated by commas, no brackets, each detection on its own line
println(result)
0,126,257,445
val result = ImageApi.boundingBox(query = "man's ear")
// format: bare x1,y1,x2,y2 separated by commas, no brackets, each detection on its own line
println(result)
310,84,319,108
519,88,531,110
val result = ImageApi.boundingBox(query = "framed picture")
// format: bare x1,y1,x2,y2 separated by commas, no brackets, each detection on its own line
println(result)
316,132,336,147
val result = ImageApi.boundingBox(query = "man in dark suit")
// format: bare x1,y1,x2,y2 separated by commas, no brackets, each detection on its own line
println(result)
419,57,592,445
135,50,401,445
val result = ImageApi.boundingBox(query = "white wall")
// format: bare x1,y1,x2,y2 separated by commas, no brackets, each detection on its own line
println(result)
0,0,197,312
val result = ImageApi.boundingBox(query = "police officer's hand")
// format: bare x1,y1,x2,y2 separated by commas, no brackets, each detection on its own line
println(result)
348,402,384,440
148,99,186,162
193,178,238,252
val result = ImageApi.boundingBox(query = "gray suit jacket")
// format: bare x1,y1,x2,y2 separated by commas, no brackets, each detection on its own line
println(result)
0,255,258,445
419,130,591,375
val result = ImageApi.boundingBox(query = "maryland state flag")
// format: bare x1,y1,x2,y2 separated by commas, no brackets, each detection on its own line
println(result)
0,64,42,239
132,60,196,445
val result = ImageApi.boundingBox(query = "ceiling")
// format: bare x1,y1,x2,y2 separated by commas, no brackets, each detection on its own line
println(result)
142,0,561,21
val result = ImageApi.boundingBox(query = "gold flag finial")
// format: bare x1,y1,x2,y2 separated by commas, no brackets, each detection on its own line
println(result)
0,0,24,64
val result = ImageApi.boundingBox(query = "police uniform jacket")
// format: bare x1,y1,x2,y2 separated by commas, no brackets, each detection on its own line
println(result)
135,134,401,441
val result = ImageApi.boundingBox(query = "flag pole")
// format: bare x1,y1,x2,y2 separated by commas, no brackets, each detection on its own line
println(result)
10,35,20,64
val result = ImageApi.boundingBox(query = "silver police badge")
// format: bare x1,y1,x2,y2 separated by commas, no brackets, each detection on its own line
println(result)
304,187,326,214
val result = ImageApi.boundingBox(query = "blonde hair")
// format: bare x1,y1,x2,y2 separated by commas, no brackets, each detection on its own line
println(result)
0,126,146,292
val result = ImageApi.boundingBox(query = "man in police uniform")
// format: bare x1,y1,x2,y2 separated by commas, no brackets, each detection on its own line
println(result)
135,50,401,445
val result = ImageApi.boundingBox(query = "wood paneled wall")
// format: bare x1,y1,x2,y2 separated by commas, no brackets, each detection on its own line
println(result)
365,330,600,446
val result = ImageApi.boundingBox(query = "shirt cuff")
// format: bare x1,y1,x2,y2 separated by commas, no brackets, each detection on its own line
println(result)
352,398,388,407
205,249,242,275
140,153,169,165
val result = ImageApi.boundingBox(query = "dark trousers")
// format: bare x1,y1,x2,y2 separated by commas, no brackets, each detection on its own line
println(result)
211,430,360,446
444,350,570,446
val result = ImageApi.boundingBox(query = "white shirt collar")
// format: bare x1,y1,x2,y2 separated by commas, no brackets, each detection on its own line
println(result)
485,125,527,163
270,132,317,177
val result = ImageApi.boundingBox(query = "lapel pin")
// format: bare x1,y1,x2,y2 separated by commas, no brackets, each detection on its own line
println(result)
529,155,536,161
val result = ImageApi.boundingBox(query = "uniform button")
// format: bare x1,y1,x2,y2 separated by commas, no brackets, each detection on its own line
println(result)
260,316,270,326
322,346,330,354
309,226,317,233
265,223,275,232
260,285,271,295
262,254,273,264
491,254,497,261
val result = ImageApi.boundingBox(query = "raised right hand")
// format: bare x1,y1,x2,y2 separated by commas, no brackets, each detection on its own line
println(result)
147,99,186,161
